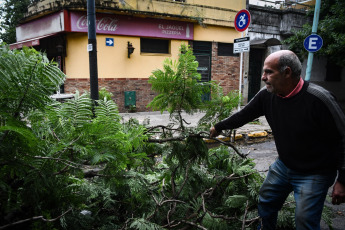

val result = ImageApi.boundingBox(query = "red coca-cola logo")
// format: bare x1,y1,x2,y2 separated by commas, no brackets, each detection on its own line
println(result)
76,15,118,32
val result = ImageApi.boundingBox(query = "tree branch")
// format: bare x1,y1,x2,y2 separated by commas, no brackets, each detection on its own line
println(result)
144,125,181,134
145,127,246,158
242,200,249,230
180,220,207,230
0,208,72,230
177,161,191,197
26,155,81,169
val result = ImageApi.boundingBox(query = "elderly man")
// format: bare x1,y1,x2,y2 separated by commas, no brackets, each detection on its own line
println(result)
210,50,345,230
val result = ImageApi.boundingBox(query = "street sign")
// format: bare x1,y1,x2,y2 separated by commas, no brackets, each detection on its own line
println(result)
106,38,114,46
233,37,250,53
234,9,251,32
304,34,323,52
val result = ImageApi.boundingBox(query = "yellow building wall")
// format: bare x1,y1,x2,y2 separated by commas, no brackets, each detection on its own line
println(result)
194,25,240,43
190,0,245,10
66,20,240,80
65,33,188,79
121,0,246,27
292,0,315,10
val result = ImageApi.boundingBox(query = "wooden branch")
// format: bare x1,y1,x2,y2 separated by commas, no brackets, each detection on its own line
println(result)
180,220,207,230
28,155,81,169
53,165,70,175
160,199,186,206
144,125,181,134
205,136,245,158
50,128,60,142
207,212,237,221
147,136,185,143
0,208,72,230
242,200,249,230
162,220,179,228
146,127,246,159
177,161,191,197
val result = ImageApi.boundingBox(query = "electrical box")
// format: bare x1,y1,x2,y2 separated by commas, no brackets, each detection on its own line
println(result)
124,91,136,107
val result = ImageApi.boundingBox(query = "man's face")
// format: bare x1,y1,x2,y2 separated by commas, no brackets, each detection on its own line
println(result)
261,55,286,95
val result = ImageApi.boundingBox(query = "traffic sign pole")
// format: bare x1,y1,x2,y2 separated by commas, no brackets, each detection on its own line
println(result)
238,32,243,111
305,0,321,81
234,10,251,111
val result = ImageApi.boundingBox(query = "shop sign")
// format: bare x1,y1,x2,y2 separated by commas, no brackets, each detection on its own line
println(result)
70,11,193,40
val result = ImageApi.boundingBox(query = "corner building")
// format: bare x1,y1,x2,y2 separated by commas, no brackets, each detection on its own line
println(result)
11,0,246,112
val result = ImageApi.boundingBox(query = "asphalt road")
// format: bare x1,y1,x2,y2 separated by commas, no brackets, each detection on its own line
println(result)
238,140,345,230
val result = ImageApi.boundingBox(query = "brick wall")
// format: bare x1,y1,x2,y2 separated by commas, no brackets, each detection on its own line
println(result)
64,78,156,113
211,42,240,96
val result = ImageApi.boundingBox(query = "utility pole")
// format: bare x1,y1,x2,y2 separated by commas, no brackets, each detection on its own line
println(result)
87,0,99,100
305,0,322,81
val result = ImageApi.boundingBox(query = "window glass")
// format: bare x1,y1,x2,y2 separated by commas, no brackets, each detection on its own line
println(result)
218,43,239,56
140,38,170,54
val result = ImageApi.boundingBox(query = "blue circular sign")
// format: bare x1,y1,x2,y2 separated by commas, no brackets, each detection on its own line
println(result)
304,34,323,52
234,9,251,32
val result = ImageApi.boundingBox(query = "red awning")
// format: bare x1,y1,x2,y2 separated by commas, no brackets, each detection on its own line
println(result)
9,33,58,50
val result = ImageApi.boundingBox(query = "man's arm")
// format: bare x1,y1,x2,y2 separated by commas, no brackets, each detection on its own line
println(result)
209,90,266,138
308,84,345,204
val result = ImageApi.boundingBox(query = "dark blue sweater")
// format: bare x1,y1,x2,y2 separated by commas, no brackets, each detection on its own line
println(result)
215,81,345,184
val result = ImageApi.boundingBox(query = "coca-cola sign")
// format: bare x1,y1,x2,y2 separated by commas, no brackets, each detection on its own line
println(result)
76,15,118,32
70,11,193,40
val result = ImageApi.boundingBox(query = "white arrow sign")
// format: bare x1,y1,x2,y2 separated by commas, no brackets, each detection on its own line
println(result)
106,38,114,46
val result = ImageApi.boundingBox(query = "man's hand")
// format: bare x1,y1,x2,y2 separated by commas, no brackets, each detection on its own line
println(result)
209,127,221,138
332,181,345,205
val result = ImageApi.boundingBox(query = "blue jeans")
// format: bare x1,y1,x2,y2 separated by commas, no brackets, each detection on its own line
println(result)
258,159,336,230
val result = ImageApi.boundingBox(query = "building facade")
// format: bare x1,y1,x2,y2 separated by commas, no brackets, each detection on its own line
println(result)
11,0,246,112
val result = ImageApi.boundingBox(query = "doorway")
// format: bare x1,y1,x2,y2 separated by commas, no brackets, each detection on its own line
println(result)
248,48,264,101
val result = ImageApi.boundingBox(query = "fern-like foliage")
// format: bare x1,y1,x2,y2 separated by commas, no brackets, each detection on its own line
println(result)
198,89,241,130
0,45,65,119
0,45,151,229
147,44,212,129
59,91,93,128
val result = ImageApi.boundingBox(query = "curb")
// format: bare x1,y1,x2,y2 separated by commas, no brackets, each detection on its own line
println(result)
205,130,269,144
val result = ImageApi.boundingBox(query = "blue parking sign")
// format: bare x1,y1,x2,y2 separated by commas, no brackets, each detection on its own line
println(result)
304,34,323,52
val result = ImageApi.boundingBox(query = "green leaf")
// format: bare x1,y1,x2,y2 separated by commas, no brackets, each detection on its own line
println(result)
225,195,248,208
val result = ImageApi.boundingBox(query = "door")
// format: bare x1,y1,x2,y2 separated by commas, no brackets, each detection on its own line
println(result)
193,41,212,100
248,49,264,101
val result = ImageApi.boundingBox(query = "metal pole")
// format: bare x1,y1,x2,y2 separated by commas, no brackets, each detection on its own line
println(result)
87,0,99,100
305,0,322,81
238,32,243,111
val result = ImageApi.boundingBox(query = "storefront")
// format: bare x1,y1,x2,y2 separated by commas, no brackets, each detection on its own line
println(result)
11,5,242,112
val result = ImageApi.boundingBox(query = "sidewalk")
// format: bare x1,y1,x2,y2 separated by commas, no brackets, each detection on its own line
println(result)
120,111,271,141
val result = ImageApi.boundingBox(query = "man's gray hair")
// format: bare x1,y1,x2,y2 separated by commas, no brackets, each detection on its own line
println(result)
278,52,302,79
